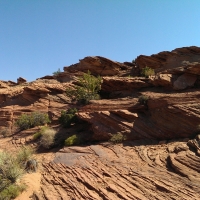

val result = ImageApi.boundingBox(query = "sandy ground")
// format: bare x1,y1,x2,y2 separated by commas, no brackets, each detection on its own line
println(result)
15,172,41,200
0,136,55,199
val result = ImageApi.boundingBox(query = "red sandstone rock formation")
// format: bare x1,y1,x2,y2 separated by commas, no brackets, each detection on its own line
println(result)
0,46,200,200
64,56,134,76
31,139,200,199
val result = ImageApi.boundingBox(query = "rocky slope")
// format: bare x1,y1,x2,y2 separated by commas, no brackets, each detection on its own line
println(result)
0,46,200,199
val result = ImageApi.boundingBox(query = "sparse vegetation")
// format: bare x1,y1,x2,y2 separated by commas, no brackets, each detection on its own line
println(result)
53,68,61,76
59,108,77,127
66,71,102,104
16,147,34,164
65,134,80,146
0,184,26,200
109,132,127,144
33,126,48,140
141,66,155,78
0,147,33,199
40,128,56,149
138,95,149,105
16,112,50,130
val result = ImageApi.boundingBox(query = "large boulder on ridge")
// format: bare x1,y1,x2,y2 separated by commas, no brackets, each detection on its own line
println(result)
64,56,133,76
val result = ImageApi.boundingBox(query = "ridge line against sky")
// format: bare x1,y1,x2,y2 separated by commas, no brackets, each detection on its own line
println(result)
0,0,200,82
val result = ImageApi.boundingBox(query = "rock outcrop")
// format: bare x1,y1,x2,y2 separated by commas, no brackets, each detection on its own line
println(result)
31,139,200,199
1,46,200,200
17,77,27,84
0,79,72,132
136,46,200,72
64,56,134,76
78,90,200,141
136,46,200,90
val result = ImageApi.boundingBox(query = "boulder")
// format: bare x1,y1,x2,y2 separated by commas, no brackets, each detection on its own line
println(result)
173,73,197,90
150,74,178,87
17,77,27,84
64,56,133,76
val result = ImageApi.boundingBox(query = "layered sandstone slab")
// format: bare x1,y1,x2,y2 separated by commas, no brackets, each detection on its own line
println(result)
32,139,200,199
78,91,200,141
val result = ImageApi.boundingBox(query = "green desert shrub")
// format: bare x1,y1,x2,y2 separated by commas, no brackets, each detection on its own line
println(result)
59,108,77,127
0,183,26,200
0,148,32,199
40,128,56,149
138,95,149,105
66,71,102,104
33,131,42,140
52,68,61,76
0,151,24,183
65,134,80,146
141,66,155,78
109,132,127,144
16,112,50,130
33,126,48,140
16,147,34,165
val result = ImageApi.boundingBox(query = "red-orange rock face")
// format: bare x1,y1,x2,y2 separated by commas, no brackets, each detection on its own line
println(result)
78,91,200,141
136,46,200,73
0,79,71,132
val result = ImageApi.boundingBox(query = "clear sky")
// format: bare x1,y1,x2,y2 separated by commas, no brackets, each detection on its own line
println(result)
0,0,200,82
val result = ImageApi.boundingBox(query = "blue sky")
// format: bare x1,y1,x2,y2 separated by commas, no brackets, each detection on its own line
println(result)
0,1,200,82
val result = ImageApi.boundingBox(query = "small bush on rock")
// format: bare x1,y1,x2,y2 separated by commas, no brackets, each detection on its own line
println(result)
33,126,48,140
40,128,56,149
59,108,77,127
138,95,149,105
16,112,50,130
52,68,61,76
65,134,80,146
109,132,127,144
141,66,155,78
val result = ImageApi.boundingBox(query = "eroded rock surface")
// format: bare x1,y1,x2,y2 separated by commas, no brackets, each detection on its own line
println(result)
33,140,200,200
78,91,200,141
0,79,72,132
136,46,200,72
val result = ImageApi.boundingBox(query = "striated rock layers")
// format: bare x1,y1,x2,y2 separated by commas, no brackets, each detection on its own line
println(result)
0,79,72,132
34,139,200,199
78,91,200,141
136,46,200,90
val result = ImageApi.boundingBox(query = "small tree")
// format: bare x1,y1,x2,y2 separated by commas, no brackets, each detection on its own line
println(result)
66,71,102,104
52,68,61,76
